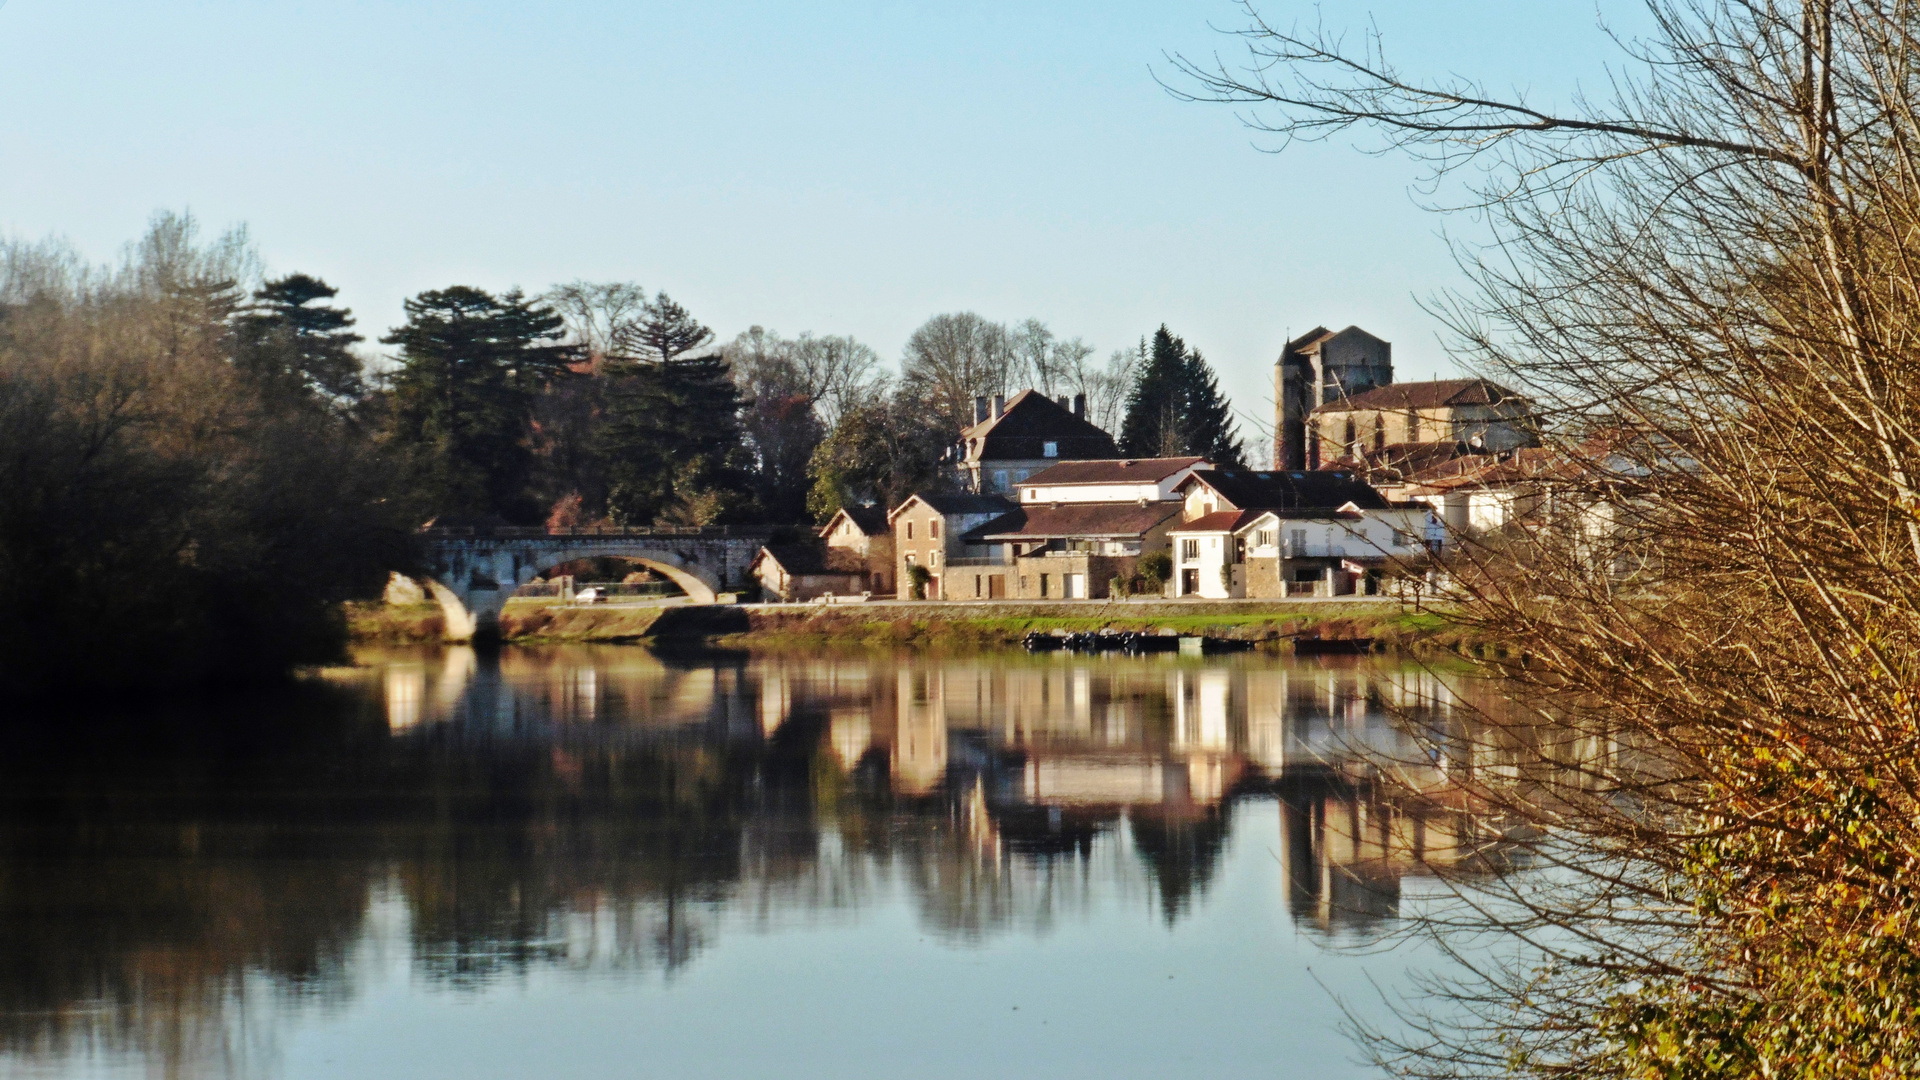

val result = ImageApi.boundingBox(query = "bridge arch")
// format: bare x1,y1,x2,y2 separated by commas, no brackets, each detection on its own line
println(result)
416,529,765,642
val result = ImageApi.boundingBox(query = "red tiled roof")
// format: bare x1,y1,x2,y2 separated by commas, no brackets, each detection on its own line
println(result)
1168,510,1262,534
1018,456,1207,486
1311,378,1523,414
969,502,1182,541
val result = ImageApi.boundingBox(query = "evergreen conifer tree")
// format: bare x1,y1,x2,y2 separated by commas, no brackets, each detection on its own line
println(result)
1179,345,1245,467
232,274,365,403
599,294,753,524
382,287,580,521
1118,325,1245,465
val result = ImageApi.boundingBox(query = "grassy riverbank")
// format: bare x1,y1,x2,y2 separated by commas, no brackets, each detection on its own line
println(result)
348,598,1469,652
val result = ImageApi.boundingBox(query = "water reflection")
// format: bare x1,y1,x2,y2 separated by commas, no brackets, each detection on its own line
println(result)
0,646,1531,1080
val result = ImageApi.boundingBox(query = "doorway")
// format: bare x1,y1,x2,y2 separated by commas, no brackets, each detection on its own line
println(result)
1180,568,1200,595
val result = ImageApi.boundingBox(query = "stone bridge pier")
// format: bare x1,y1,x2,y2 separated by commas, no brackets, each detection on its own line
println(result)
418,526,768,641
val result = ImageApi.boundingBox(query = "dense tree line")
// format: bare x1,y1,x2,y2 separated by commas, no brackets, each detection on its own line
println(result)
0,211,1253,690
0,214,415,694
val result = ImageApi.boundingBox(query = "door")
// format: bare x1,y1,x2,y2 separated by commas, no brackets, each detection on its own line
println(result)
1065,573,1085,599
988,575,1006,599
1181,568,1200,595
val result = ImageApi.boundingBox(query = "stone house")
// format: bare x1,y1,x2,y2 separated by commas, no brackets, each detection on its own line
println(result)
751,544,869,602
1169,469,1438,598
1307,378,1536,470
888,493,1017,599
954,389,1120,495
964,501,1184,599
819,504,894,595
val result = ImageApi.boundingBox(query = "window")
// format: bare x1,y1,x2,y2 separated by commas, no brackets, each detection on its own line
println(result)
930,519,941,539
1373,413,1386,451
1043,441,1059,458
1040,574,1050,598
1408,412,1421,441
1289,528,1307,552
975,575,983,598
1180,538,1199,561
993,470,1009,490
1343,417,1356,446
1391,529,1411,548
906,522,913,540
905,553,916,565
1257,529,1274,548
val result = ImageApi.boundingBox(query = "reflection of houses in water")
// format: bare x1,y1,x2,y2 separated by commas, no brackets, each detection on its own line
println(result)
895,670,948,794
1278,781,1499,934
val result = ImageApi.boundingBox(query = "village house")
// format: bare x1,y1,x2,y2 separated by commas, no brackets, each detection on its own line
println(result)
965,501,1185,599
1307,377,1537,470
751,544,869,602
953,389,1120,494
1168,469,1439,598
1013,456,1209,505
935,456,1208,600
819,504,894,595
889,492,1016,599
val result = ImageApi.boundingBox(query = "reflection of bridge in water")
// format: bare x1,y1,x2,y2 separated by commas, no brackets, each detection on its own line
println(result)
367,648,1532,932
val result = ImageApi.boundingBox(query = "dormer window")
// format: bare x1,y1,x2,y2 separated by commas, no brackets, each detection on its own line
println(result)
1043,441,1059,458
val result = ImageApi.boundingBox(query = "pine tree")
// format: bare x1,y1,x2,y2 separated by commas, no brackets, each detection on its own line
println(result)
1119,327,1189,458
1179,346,1245,467
1117,325,1245,465
232,273,365,403
599,294,752,525
381,287,580,521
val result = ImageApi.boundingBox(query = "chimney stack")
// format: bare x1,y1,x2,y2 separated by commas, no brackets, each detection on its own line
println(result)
1057,394,1069,409
974,396,988,425
992,394,1005,418
1072,392,1086,418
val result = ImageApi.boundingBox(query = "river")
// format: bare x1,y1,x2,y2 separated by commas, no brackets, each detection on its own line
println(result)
0,644,1523,1080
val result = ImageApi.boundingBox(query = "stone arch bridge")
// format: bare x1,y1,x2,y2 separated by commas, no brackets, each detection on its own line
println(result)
418,526,768,640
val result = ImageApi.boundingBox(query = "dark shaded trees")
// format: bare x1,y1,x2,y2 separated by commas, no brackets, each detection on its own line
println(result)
806,391,947,521
1118,325,1244,465
0,216,415,694
231,274,365,405
381,287,580,522
598,294,753,525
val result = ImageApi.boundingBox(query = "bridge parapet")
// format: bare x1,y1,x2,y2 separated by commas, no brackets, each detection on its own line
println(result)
414,526,772,641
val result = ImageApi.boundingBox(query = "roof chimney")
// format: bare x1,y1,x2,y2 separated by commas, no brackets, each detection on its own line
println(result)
1072,392,1085,418
992,394,1005,418
974,396,988,426
1056,394,1069,409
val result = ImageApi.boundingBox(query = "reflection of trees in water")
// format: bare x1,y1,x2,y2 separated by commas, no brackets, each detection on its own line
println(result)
0,649,1547,1077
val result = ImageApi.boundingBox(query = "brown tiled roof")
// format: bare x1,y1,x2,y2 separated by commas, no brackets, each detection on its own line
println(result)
960,389,1119,462
1311,378,1523,414
968,502,1182,542
891,492,1017,521
1179,469,1391,511
1017,456,1207,487
755,544,866,576
819,504,887,537
1168,510,1260,534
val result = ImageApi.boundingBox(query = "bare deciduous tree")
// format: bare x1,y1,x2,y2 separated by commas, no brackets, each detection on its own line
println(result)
1178,2,1920,1075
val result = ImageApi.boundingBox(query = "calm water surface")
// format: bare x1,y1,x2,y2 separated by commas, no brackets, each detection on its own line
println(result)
0,645,1516,1080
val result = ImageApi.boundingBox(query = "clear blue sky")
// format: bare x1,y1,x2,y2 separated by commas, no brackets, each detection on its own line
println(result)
0,1,1644,451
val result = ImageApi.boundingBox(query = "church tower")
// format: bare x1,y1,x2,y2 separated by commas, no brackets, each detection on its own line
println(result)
1274,326,1393,469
